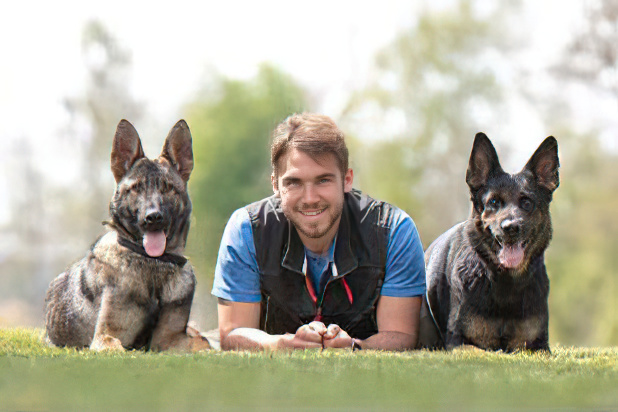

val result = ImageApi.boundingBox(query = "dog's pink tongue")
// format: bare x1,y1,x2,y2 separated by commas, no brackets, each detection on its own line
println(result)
499,244,525,269
143,231,166,257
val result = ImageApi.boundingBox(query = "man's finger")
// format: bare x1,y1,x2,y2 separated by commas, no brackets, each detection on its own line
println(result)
322,325,354,349
295,324,324,344
324,324,341,340
307,321,327,335
323,335,354,349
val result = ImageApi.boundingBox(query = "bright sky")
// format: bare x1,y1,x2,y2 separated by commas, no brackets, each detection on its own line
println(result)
1,0,614,225
0,1,420,139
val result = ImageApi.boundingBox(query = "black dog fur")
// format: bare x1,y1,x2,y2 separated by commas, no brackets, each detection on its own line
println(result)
423,133,559,352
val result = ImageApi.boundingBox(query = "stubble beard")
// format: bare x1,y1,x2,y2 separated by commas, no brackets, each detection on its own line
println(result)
287,201,344,240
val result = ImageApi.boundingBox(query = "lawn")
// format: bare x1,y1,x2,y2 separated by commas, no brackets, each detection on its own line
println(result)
1,328,616,411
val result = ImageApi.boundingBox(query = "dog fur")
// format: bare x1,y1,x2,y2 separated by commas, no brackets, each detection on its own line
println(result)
423,133,559,352
45,119,210,352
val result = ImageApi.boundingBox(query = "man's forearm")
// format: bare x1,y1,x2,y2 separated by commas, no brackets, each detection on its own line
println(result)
358,331,417,351
221,328,283,351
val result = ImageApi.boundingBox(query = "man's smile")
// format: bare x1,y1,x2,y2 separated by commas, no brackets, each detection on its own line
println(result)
299,208,327,217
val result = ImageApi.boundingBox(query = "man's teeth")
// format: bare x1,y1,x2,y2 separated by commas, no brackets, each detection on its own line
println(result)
301,209,324,216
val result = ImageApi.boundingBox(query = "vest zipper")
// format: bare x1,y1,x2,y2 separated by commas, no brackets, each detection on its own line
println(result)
304,274,323,321
304,259,353,323
263,295,271,330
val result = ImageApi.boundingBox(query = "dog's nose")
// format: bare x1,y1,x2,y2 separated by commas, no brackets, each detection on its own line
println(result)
144,210,163,225
501,219,521,236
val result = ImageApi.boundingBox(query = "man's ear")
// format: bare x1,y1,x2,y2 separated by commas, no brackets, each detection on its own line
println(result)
343,168,354,192
271,173,279,196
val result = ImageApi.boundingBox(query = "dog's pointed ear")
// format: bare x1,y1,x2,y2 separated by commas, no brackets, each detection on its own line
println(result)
466,133,503,192
111,119,145,183
524,136,559,192
161,120,193,182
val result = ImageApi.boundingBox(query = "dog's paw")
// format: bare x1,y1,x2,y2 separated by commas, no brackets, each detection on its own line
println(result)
186,321,202,338
90,334,124,352
190,336,212,351
452,344,486,353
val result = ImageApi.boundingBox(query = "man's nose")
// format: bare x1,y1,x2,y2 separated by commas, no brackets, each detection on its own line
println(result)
302,184,320,204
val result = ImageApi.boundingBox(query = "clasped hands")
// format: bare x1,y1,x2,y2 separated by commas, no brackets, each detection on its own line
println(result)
279,321,359,350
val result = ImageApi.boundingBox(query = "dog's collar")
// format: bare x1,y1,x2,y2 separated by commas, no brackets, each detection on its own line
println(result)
117,236,188,267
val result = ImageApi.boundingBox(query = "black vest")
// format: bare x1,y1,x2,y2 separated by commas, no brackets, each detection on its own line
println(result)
246,189,396,339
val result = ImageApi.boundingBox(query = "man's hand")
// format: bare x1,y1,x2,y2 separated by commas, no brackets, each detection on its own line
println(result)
278,321,326,349
278,321,357,350
322,324,355,349
218,297,420,352
218,300,348,351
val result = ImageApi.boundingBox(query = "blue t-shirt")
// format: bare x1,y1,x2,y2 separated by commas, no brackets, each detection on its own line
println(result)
212,203,426,302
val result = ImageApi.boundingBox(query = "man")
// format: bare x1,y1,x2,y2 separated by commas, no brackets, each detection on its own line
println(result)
212,113,425,351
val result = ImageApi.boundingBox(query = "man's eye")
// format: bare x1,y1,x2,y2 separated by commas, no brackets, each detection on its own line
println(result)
319,178,331,184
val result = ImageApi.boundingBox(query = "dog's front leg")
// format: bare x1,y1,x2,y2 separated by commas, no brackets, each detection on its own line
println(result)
523,335,551,353
444,331,465,350
90,288,146,351
150,302,211,352
90,289,126,351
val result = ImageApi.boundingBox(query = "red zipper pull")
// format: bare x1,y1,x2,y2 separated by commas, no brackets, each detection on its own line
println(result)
341,278,354,305
305,273,317,303
314,307,323,322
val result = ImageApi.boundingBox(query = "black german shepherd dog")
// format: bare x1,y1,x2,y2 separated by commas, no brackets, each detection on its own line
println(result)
423,133,559,352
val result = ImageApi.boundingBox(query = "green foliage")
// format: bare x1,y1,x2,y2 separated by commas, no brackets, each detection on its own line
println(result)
547,132,618,346
557,0,618,98
68,20,142,233
345,1,514,245
343,0,618,348
547,0,618,346
183,65,308,281
1,328,617,410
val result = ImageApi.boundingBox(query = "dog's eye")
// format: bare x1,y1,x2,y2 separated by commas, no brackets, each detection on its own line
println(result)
520,197,534,212
162,182,174,193
487,198,501,209
128,183,143,193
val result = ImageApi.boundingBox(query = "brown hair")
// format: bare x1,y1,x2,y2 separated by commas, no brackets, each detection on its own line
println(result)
271,113,349,179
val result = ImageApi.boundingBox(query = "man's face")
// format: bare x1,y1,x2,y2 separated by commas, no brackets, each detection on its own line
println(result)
273,148,353,245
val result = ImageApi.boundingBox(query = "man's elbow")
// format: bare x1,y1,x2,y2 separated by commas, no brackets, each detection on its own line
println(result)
404,331,419,351
388,331,417,351
220,334,233,351
218,325,236,351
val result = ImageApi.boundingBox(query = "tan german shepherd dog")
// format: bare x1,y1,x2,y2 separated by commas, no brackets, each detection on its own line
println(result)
45,120,210,352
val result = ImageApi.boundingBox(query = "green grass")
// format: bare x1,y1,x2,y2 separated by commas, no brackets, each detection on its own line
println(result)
1,328,617,411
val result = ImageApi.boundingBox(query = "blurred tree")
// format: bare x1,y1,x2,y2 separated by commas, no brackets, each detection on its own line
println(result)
341,0,617,347
546,0,618,346
0,21,141,326
342,1,517,245
184,64,308,283
557,0,618,98
546,130,618,346
0,139,45,306
64,20,141,239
